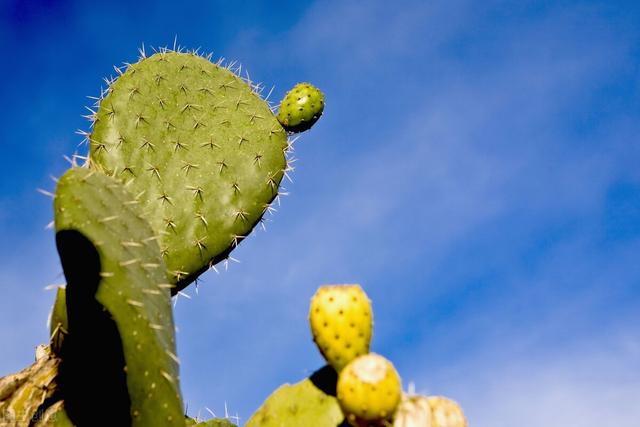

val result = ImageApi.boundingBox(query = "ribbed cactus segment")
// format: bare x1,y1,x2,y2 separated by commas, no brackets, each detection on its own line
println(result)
49,286,67,356
246,377,343,427
54,167,184,427
89,50,288,290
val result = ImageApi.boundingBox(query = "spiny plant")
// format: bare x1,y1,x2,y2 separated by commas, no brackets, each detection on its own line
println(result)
0,44,323,427
87,48,293,291
0,44,468,427
248,285,468,427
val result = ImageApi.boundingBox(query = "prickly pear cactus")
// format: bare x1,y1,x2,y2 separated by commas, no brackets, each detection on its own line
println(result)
336,353,402,426
246,376,343,427
309,285,373,372
54,167,184,427
88,50,290,291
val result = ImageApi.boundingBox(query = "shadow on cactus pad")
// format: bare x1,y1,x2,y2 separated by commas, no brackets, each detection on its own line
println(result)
56,229,131,426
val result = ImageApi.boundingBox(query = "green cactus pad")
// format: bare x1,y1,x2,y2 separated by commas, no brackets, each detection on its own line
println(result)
276,83,324,133
88,50,289,291
49,286,68,356
247,368,343,427
54,167,184,427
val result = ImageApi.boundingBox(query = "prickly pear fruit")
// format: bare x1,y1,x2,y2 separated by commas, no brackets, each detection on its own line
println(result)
393,395,432,427
89,49,290,291
336,353,402,426
309,284,372,372
428,397,467,427
276,83,324,133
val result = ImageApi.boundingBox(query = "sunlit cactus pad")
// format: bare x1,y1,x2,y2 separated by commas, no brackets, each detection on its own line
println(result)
246,377,343,427
54,167,184,426
89,50,289,290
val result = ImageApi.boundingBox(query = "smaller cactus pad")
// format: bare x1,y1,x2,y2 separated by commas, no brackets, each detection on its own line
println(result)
428,396,467,427
276,83,325,133
54,167,184,427
246,376,343,427
309,284,372,372
336,353,402,425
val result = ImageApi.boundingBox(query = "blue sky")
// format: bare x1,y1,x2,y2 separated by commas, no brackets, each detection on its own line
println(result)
2,0,640,425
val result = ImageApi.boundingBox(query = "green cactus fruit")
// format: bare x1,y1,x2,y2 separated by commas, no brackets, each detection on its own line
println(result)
246,371,343,427
54,167,184,427
336,353,402,426
88,49,291,291
49,286,68,356
276,83,325,133
428,397,467,427
309,284,373,372
393,395,432,427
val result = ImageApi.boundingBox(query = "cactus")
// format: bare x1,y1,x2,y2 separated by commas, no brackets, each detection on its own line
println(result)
32,401,75,427
88,50,293,292
309,285,373,372
49,286,67,356
0,345,60,426
336,353,402,426
276,83,325,133
54,167,183,426
0,45,469,427
246,367,344,427
186,417,238,427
